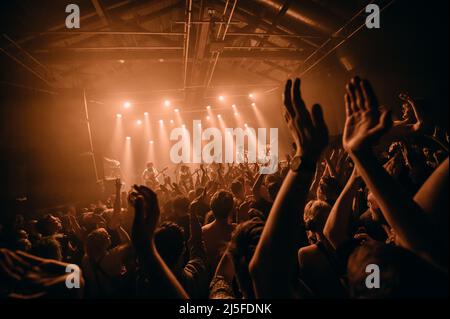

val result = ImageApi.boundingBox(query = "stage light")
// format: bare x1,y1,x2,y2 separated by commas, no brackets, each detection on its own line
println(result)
123,101,131,108
136,120,142,125
112,112,124,157
123,135,134,186
206,105,211,110
218,95,225,101
164,100,171,107
251,102,256,107
144,112,149,116
217,114,222,118
249,93,254,98
159,119,164,124
232,104,236,109
244,123,248,127
182,124,186,128
174,108,179,113
234,112,239,116
197,123,202,127
170,119,174,124
149,140,154,144
158,58,165,63
206,115,211,120
118,59,125,64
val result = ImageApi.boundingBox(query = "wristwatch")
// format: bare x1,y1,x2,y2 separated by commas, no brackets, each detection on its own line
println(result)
290,155,316,173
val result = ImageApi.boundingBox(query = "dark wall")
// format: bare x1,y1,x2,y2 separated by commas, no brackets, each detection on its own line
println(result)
300,0,449,134
0,87,100,210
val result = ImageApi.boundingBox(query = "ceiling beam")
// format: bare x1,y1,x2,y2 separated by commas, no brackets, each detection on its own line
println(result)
34,49,305,63
91,0,112,27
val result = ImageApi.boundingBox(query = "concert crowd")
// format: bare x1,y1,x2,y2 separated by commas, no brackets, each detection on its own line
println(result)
0,77,448,299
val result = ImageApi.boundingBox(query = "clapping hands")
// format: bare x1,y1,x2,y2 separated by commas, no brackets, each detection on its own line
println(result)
342,77,392,154
283,78,329,162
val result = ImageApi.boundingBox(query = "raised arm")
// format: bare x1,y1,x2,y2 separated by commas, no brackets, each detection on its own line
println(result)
113,178,121,214
390,93,427,137
109,178,130,244
342,77,445,266
130,185,188,299
251,173,264,202
399,93,426,132
68,214,85,242
188,190,208,261
414,157,449,222
200,164,209,186
323,167,361,249
249,78,329,298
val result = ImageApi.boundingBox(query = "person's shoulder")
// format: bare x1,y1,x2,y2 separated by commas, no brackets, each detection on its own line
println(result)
201,222,213,232
298,244,322,264
299,244,319,256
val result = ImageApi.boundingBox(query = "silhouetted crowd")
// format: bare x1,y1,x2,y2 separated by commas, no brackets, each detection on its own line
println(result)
1,77,448,299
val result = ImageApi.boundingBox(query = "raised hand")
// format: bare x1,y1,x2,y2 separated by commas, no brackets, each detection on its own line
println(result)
383,152,404,178
398,92,412,103
250,78,328,298
111,178,123,229
115,178,122,191
171,182,182,195
395,92,425,133
129,185,188,298
343,77,392,154
188,196,203,242
190,185,207,211
283,78,329,162
129,185,160,252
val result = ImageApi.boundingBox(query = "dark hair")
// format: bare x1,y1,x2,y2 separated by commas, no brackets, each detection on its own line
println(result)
317,176,341,204
228,218,265,299
85,228,111,259
267,181,281,201
210,190,234,220
31,236,62,261
348,240,448,298
36,214,61,237
303,200,332,233
154,222,185,267
321,175,340,190
172,196,190,213
93,207,105,215
230,180,244,197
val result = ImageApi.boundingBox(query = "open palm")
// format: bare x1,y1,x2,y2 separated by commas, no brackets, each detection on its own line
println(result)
283,78,329,162
343,77,392,153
